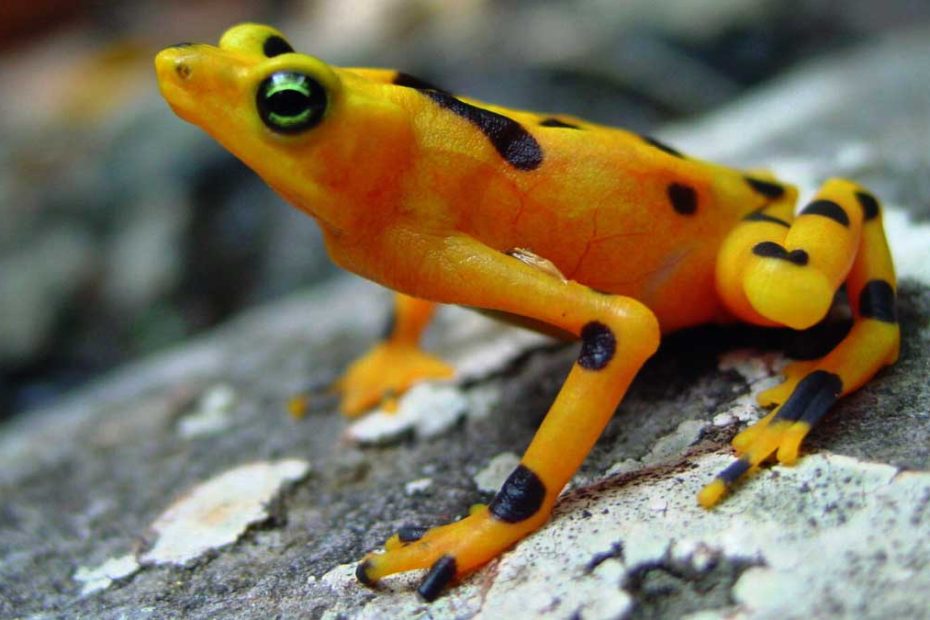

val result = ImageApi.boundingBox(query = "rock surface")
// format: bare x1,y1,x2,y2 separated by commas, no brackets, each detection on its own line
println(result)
2,27,930,620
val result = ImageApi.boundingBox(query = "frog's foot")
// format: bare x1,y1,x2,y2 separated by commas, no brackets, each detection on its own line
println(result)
336,341,454,417
356,503,545,601
698,369,843,508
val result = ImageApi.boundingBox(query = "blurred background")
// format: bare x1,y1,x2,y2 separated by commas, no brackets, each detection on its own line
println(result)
1,0,928,420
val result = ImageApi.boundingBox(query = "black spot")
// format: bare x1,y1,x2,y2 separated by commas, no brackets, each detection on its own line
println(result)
577,321,616,370
743,208,790,227
800,200,850,227
773,370,843,427
858,279,897,323
424,90,543,171
418,555,456,601
263,35,294,58
539,117,580,129
355,560,375,586
856,191,880,221
170,41,194,48
717,458,751,484
667,183,698,215
393,71,445,92
489,464,547,523
641,135,685,158
752,241,809,266
397,525,427,543
745,176,786,199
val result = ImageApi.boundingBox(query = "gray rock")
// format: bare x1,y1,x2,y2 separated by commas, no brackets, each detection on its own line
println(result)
2,27,929,620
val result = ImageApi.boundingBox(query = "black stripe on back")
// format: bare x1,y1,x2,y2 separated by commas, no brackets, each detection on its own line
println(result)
393,71,445,92
424,90,544,171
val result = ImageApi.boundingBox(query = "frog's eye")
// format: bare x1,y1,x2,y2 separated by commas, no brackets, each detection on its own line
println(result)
256,71,327,134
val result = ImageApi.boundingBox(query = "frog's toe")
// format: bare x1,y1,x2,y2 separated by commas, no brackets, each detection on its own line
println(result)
337,342,454,416
700,369,841,507
756,359,816,407
356,504,541,601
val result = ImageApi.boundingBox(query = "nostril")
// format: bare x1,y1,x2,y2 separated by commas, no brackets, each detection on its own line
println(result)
175,62,192,80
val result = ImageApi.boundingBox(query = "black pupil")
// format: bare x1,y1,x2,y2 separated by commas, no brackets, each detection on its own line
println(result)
257,71,326,134
269,89,309,116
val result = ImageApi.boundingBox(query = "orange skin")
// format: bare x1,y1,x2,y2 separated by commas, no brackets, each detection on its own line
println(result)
156,24,899,601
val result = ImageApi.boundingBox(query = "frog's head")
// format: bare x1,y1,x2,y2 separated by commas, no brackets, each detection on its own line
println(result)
155,24,411,232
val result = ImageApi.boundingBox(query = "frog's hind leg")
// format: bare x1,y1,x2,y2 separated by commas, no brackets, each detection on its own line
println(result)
702,179,900,507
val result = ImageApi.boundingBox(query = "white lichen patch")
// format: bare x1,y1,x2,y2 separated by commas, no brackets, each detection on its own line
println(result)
73,554,140,596
177,383,237,438
404,477,433,496
140,459,309,565
320,452,930,619
473,452,521,493
711,392,761,428
604,418,707,482
345,383,468,445
718,349,787,386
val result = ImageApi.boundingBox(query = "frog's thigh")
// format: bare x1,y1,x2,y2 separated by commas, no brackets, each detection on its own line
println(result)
702,180,899,507
357,235,660,600
337,293,453,416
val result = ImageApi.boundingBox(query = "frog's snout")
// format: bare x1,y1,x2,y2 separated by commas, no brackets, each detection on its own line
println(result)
154,46,196,88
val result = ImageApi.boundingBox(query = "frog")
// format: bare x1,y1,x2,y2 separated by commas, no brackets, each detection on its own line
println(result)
154,24,900,601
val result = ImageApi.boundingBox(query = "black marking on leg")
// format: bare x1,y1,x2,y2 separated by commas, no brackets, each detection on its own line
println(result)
539,117,580,129
856,191,880,221
745,176,786,200
424,91,543,171
752,241,809,266
393,71,445,92
489,464,547,523
355,560,375,586
577,321,616,370
717,458,751,485
640,135,685,158
773,370,843,426
858,279,897,323
263,35,294,57
397,525,427,543
744,208,790,227
800,200,850,227
667,183,698,215
418,555,457,602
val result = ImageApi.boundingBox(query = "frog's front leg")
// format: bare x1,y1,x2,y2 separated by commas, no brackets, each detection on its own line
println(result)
702,178,899,506
355,234,660,600
336,293,453,416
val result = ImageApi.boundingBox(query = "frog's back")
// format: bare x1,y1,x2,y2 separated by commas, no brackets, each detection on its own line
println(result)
390,86,794,330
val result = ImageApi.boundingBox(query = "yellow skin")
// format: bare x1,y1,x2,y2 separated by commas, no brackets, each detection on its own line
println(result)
155,24,901,601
